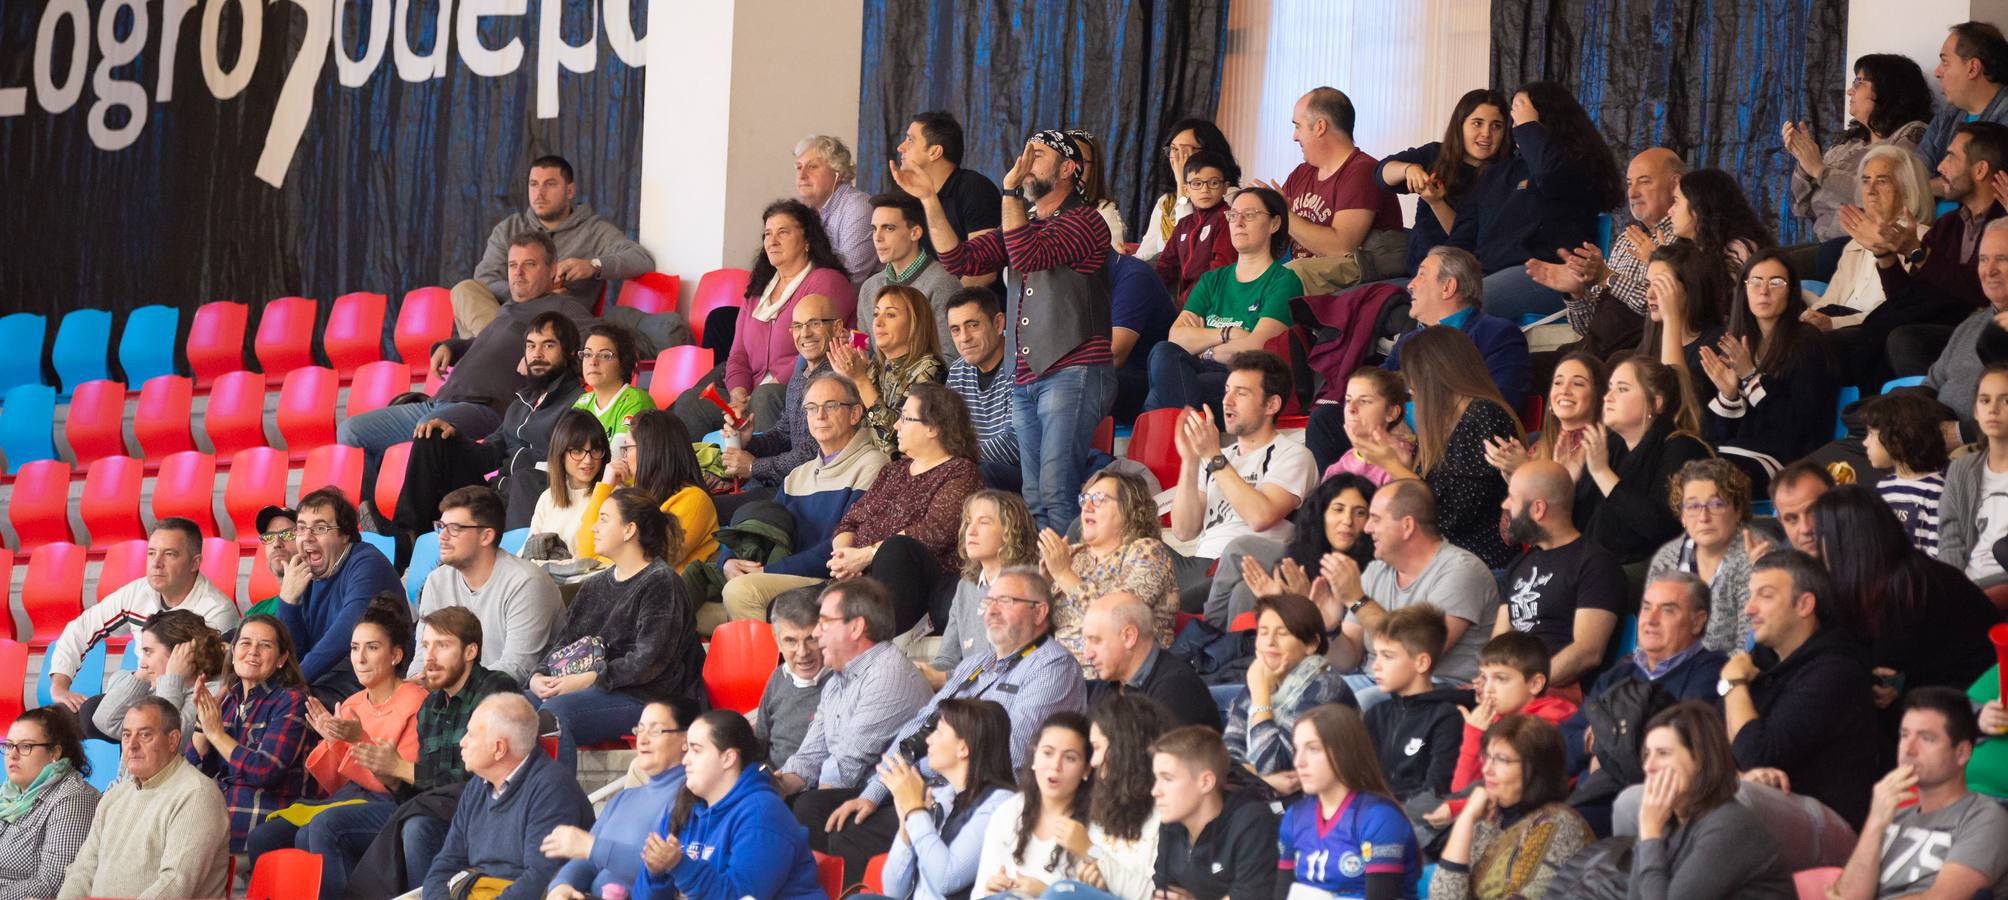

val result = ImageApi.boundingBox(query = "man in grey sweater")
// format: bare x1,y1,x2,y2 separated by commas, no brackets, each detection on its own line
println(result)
414,486,564,684
58,699,230,900
454,154,654,337
754,587,831,769
1922,218,2008,427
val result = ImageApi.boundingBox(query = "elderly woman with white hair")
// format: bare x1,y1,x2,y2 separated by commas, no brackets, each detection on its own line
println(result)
1810,143,1936,334
795,134,877,283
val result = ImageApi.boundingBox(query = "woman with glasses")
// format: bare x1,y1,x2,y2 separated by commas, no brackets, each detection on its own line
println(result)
1431,716,1592,900
572,323,655,437
1144,185,1302,421
828,284,946,456
1037,468,1181,676
636,709,825,900
1648,460,1758,653
1696,251,1836,494
1785,54,1934,244
185,613,312,853
0,707,99,900
530,409,611,557
545,698,698,900
85,609,225,746
574,410,720,572
829,383,985,634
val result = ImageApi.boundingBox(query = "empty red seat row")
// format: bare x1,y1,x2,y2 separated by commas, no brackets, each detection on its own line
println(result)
9,538,239,647
183,289,450,386
84,364,407,466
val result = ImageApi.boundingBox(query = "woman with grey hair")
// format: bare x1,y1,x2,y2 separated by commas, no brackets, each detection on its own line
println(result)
795,133,877,282
1811,144,1936,332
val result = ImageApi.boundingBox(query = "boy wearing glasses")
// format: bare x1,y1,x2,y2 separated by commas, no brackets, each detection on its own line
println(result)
1152,152,1239,301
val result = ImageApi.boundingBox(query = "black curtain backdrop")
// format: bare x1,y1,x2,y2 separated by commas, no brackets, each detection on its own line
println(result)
1491,0,1849,244
1,0,646,322
855,0,1231,238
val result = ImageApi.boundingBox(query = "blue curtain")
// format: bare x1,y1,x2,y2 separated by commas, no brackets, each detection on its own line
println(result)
856,0,1231,238
1492,0,1849,244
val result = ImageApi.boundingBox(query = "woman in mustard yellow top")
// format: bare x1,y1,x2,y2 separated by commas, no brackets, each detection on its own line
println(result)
574,410,720,571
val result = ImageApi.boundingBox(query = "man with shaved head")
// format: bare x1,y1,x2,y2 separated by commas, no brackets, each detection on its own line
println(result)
1081,591,1219,728
1493,460,1627,687
1527,147,1686,357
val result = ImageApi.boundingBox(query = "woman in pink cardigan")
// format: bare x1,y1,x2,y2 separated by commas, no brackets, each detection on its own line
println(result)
673,198,857,437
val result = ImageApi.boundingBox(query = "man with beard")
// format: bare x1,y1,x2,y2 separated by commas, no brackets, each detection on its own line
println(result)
1491,460,1626,689
453,155,653,337
272,488,403,709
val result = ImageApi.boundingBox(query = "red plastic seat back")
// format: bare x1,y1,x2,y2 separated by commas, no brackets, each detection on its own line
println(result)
204,370,270,456
276,366,339,451
65,379,128,465
247,847,323,900
346,361,411,418
96,539,149,602
375,441,413,522
648,346,715,408
702,619,779,714
812,851,844,900
7,460,73,551
134,375,197,459
248,543,279,609
224,448,290,543
616,273,682,315
201,537,240,603
323,292,388,374
255,297,319,375
152,451,219,535
1125,408,1184,491
186,301,249,387
690,268,751,345
395,288,454,373
0,637,26,728
21,543,86,648
300,444,364,502
80,456,146,545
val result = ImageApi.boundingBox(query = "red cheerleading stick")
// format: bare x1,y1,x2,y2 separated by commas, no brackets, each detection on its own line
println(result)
700,383,748,431
1991,623,2008,702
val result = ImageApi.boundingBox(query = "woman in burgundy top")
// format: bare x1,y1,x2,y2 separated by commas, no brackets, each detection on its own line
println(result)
831,382,984,634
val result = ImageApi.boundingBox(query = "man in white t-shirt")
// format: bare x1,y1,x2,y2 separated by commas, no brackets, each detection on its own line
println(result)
1168,350,1317,626
1831,686,2008,899
48,518,240,711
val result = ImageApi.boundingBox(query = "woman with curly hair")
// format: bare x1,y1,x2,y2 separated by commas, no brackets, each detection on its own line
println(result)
1648,459,1759,652
1479,81,1629,320
1785,53,1935,243
1037,467,1183,674
1668,168,1775,282
927,490,1039,686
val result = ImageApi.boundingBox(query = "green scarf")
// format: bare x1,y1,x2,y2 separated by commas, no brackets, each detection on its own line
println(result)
0,758,71,823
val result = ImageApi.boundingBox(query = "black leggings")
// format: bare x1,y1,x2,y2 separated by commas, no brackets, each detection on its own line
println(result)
871,534,958,634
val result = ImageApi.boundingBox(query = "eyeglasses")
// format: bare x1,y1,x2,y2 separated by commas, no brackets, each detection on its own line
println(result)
632,725,686,739
576,349,620,363
1076,491,1113,508
0,740,53,755
1222,210,1270,224
898,414,925,425
296,523,339,537
803,401,860,417
258,530,297,545
1743,276,1789,289
1848,77,1870,90
434,521,490,538
1165,144,1203,157
1680,498,1733,515
981,595,1043,609
1187,178,1227,190
788,317,842,334
817,613,856,626
1482,752,1522,768
565,447,608,461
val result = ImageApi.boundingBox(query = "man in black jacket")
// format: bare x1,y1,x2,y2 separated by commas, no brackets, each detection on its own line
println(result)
1151,724,1277,900
1723,549,1879,826
1080,591,1219,729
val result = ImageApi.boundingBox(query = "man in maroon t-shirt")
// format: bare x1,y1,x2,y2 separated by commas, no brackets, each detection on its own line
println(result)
1253,87,1408,292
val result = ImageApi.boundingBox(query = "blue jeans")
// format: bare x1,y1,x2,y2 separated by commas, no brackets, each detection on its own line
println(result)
1013,364,1116,533
336,399,500,507
402,813,450,891
1481,266,1566,321
527,687,650,770
302,796,395,899
1143,342,1228,421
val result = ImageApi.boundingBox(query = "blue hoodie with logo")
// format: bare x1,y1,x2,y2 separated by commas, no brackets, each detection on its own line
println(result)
636,764,823,900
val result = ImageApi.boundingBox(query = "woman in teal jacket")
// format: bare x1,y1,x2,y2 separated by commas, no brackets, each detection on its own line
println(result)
637,710,823,900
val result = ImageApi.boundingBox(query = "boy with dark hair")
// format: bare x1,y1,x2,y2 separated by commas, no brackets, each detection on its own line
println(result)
1150,725,1278,900
1362,604,1467,807
1151,150,1238,300
1431,633,1579,821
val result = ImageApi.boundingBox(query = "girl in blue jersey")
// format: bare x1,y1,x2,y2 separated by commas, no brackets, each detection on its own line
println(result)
1278,704,1420,899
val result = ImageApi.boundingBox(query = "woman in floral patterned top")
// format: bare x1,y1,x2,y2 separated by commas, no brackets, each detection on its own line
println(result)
1037,467,1180,675
829,284,945,455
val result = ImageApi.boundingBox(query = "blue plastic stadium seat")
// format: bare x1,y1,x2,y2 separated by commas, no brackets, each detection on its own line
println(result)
36,641,107,707
405,532,441,602
119,305,181,386
360,531,396,562
1881,375,1926,394
0,383,59,473
500,528,530,555
51,308,113,395
0,313,46,394
1834,385,1859,441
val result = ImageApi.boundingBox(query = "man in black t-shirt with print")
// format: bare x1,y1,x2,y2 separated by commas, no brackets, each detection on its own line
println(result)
1494,460,1627,688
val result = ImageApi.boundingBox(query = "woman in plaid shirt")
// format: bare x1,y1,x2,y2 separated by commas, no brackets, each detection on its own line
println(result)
185,614,312,852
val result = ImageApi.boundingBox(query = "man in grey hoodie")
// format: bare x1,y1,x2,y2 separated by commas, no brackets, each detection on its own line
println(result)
453,154,655,337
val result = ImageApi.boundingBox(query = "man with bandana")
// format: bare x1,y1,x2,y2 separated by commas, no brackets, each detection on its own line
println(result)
891,129,1114,532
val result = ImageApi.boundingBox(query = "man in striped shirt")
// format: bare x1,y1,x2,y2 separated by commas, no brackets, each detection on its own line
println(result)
897,129,1115,531
943,287,1021,490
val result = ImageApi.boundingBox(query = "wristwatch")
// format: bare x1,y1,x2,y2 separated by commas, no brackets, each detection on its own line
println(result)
1717,676,1751,697
1904,246,1928,267
1204,455,1230,475
590,257,603,274
1345,595,1370,617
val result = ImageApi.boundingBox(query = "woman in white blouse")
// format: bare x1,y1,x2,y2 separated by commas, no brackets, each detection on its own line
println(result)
526,409,609,557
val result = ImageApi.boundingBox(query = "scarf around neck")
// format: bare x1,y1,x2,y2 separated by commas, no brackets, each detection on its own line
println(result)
0,759,71,823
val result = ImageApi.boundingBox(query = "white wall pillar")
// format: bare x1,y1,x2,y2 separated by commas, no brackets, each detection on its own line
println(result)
638,0,863,306
1845,0,2008,105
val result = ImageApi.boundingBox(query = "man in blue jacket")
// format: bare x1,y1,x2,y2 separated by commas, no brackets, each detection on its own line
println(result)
425,693,595,899
272,486,403,709
1561,572,1726,775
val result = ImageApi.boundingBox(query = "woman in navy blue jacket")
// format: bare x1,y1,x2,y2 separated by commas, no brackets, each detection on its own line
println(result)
637,710,823,900
1379,88,1514,277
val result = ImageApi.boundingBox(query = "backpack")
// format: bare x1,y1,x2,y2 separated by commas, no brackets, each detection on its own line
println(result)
1581,677,1675,786
1546,836,1637,900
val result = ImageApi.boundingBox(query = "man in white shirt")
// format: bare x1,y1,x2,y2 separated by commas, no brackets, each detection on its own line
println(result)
413,486,563,684
1167,350,1318,626
47,518,239,711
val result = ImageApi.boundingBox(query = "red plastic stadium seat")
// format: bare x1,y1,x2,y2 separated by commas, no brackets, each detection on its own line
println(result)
152,451,219,535
276,366,339,453
247,847,323,900
1092,416,1114,455
690,268,751,345
345,361,411,418
96,539,148,602
1520,394,1545,433
248,543,279,609
616,273,682,315
1124,408,1182,492
224,448,290,544
863,854,887,894
134,375,197,459
186,301,249,387
8,460,73,551
20,542,86,649
812,851,844,900
204,370,270,457
299,444,364,503
375,442,413,522
64,379,128,465
0,637,26,729
255,297,319,375
395,288,454,374
648,346,714,408
1793,867,1841,900
200,538,239,603
79,456,146,546
322,292,388,374
1229,611,1257,632
702,619,778,714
